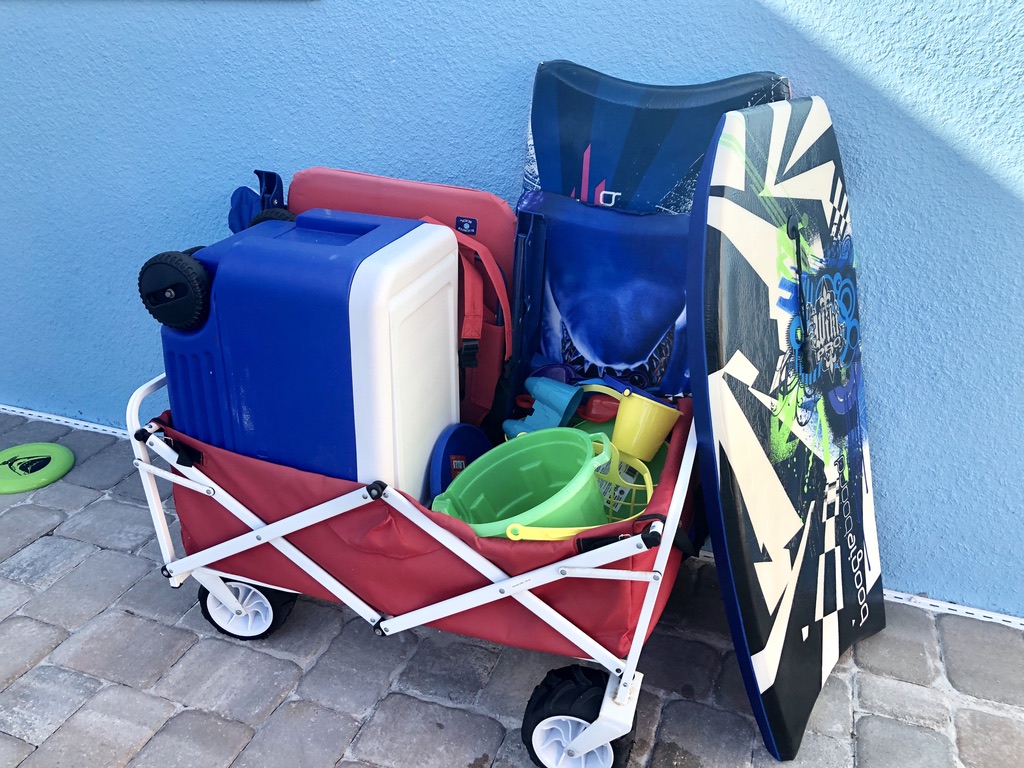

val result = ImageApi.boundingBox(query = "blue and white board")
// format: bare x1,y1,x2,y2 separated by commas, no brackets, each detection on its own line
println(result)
688,96,885,760
513,60,790,400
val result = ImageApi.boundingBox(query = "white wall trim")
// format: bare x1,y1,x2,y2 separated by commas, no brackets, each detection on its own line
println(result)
697,549,1024,629
0,404,128,439
882,589,1024,631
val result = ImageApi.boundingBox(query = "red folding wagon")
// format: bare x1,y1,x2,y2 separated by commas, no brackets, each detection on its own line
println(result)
128,376,699,768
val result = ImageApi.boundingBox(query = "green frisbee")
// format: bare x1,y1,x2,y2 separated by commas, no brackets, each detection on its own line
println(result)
0,443,75,495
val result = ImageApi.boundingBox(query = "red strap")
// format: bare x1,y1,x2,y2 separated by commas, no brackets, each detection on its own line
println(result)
459,248,484,344
422,217,513,361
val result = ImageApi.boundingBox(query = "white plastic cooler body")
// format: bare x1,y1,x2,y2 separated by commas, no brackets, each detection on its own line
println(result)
350,223,460,500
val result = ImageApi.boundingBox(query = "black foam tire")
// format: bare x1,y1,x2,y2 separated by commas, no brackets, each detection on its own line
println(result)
197,582,297,641
522,665,634,768
138,250,210,330
249,207,296,227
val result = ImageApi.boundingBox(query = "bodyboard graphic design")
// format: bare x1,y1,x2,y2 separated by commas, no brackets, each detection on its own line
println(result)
517,190,691,394
687,97,885,759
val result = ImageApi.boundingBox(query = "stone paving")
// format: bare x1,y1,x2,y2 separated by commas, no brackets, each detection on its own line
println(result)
1,413,1023,767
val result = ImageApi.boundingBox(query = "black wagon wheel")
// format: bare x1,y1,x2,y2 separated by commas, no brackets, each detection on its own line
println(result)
522,665,634,768
197,581,297,641
137,250,211,330
248,207,296,227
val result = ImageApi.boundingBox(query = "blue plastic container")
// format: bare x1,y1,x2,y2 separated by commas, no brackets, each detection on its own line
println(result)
161,208,459,494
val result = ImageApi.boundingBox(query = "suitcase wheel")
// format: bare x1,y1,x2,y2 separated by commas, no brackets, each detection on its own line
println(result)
138,250,210,330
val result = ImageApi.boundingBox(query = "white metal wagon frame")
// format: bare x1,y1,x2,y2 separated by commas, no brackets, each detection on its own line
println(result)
128,373,697,768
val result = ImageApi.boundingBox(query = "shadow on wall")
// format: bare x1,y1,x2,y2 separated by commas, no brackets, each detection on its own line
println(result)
0,0,1021,615
744,9,1024,616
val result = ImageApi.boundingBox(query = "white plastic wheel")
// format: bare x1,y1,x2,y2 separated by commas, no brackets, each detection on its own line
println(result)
205,581,274,638
531,715,614,768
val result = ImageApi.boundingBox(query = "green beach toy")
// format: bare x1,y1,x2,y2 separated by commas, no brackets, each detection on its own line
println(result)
0,443,75,494
431,428,612,537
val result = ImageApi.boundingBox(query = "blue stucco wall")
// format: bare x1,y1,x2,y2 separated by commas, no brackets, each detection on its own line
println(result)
2,1,1022,615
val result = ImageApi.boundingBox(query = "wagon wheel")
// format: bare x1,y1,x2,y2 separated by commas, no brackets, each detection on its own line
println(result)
522,665,634,768
138,250,210,330
248,207,296,227
198,581,297,640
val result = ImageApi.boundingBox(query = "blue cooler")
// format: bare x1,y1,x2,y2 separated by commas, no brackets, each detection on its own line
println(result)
161,208,460,500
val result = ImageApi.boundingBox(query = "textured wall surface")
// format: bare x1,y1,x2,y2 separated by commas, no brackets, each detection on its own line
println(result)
1,1,1021,614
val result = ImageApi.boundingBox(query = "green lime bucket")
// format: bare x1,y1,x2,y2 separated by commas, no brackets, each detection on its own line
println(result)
431,428,612,537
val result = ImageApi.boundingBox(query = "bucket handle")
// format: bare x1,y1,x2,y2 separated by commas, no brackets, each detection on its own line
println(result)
588,431,612,472
582,382,673,408
506,522,597,541
581,383,626,401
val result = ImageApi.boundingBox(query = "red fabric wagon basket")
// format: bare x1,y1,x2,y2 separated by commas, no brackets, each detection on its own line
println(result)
159,403,696,658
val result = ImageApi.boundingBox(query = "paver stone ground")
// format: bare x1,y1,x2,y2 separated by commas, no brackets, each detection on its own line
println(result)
152,638,301,724
0,665,104,745
0,616,68,690
48,610,195,688
349,693,505,768
231,700,358,768
126,709,253,768
19,685,175,768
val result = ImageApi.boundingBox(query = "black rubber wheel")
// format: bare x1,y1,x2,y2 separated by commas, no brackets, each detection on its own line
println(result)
138,250,210,330
522,665,634,768
197,581,297,640
248,207,296,227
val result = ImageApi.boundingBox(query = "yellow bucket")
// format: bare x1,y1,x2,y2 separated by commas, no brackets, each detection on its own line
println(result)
612,389,680,461
580,384,679,462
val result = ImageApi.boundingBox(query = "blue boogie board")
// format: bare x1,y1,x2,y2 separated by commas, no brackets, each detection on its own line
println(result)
688,97,885,759
524,60,791,214
511,61,790,401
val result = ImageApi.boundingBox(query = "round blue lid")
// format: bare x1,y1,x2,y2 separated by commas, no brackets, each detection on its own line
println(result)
428,424,493,504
